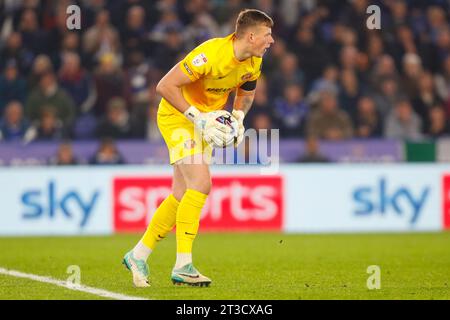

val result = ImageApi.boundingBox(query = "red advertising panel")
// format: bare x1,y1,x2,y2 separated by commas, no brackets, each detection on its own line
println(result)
443,175,450,229
113,175,283,232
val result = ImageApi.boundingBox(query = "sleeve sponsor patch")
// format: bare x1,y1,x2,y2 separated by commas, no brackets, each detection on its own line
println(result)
183,62,193,75
192,53,208,66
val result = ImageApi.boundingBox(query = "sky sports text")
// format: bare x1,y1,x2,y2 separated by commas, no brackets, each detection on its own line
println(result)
353,177,430,225
114,176,283,231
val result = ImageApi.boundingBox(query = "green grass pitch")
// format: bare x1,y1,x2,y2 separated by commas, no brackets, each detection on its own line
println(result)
0,232,449,300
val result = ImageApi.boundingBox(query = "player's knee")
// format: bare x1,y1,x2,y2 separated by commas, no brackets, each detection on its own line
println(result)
172,188,185,202
188,178,211,195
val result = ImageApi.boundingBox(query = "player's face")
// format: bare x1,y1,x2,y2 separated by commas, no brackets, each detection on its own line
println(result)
250,25,274,57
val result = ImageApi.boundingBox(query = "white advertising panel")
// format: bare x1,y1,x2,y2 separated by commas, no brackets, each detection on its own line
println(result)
0,164,448,235
283,164,449,232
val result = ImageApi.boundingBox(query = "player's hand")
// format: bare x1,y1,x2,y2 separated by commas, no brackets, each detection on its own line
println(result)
232,109,245,147
184,106,232,146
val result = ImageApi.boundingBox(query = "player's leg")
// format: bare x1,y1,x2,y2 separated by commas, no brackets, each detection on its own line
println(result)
171,160,212,286
137,165,185,255
123,166,185,287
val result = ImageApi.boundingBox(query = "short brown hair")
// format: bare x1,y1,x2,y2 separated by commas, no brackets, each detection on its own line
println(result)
235,9,273,38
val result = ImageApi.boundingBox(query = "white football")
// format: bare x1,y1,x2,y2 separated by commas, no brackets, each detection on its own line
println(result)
205,110,239,148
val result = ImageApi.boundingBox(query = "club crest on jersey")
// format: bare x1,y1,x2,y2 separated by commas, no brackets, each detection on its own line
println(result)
192,53,208,66
241,72,252,81
184,139,196,149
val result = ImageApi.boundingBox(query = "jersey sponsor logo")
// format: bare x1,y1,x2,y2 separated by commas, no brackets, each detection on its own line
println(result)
192,53,208,66
113,176,284,232
241,73,253,81
206,87,233,93
183,62,193,76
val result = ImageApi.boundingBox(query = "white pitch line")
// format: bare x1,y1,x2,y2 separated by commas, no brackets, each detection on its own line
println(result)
0,267,149,300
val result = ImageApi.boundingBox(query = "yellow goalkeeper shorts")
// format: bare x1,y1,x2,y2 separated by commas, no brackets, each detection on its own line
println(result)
157,102,213,165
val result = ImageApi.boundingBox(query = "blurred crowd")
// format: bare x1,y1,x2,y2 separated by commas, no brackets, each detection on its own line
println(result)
1,0,450,147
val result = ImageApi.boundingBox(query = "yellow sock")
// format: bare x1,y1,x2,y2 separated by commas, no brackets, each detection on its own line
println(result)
176,189,208,254
141,194,179,250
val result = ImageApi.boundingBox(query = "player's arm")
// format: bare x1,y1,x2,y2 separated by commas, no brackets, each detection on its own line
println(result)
231,80,257,146
155,62,193,114
156,62,232,145
233,81,257,115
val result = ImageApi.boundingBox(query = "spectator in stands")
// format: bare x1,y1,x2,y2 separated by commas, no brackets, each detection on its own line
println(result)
339,45,359,72
49,141,79,165
306,91,353,140
131,100,161,142
0,101,30,142
28,54,54,90
96,97,132,139
339,69,361,115
58,52,96,115
45,4,78,62
183,12,220,50
93,52,130,117
25,70,76,129
428,7,449,45
0,59,27,114
90,138,125,165
269,52,304,98
26,107,66,141
297,136,330,163
61,32,82,55
309,65,340,97
54,32,85,71
82,9,121,65
274,82,309,137
307,65,340,108
369,54,399,89
401,53,423,99
251,111,273,132
412,71,442,131
384,98,422,141
434,55,450,104
151,27,185,73
263,38,287,77
289,26,330,87
19,9,49,56
366,34,385,69
0,32,32,75
149,9,183,43
425,105,450,138
244,77,275,130
120,5,149,60
391,25,418,69
372,76,401,118
354,96,382,138
435,28,450,67
124,50,159,110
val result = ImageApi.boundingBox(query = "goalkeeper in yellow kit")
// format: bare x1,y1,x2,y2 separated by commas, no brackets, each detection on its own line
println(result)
123,9,274,287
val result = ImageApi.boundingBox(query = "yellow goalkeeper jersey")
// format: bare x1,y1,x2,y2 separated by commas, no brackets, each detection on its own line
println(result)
159,33,262,114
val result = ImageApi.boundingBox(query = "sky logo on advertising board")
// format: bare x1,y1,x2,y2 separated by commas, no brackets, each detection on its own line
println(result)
21,180,100,228
352,178,430,224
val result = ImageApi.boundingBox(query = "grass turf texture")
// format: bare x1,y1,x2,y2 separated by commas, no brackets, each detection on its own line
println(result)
0,232,449,300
